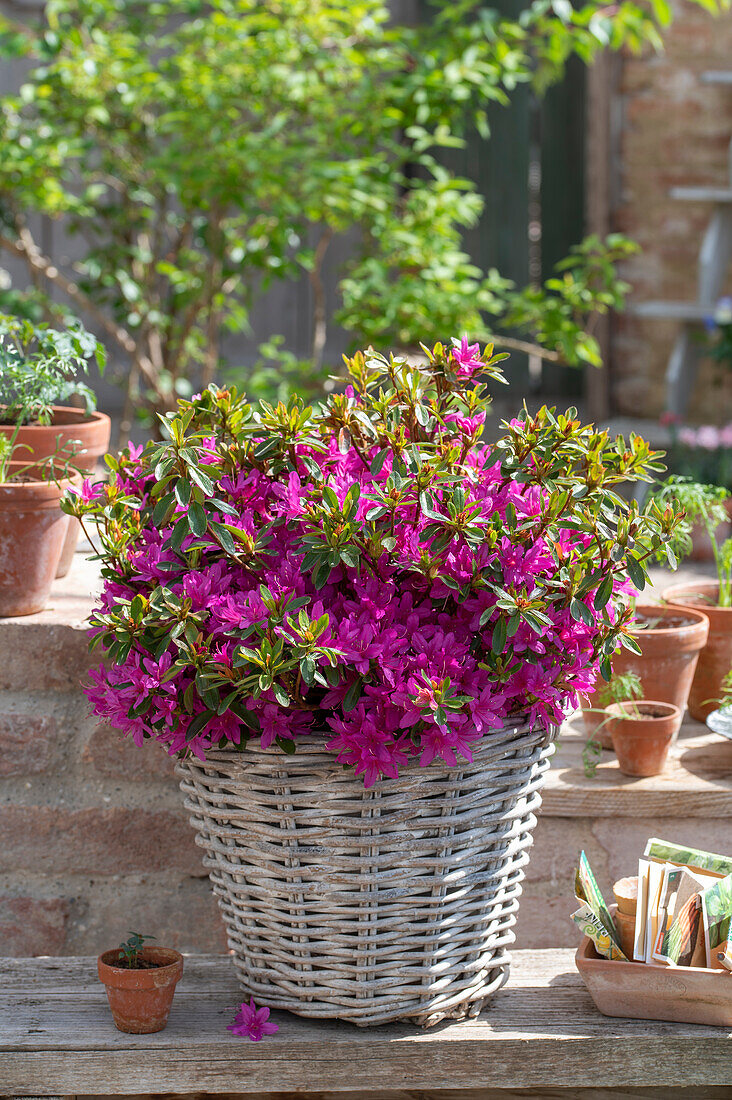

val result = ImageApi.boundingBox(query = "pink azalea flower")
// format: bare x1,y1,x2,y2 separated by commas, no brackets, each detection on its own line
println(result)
227,998,279,1041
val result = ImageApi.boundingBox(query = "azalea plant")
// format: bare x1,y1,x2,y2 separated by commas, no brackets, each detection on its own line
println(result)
67,340,681,786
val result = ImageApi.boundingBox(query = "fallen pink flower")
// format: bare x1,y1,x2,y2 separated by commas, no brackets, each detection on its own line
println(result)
227,998,279,1041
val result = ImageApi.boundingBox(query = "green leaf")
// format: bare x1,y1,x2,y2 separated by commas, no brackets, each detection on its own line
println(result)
273,682,290,707
185,709,214,742
210,521,237,555
491,615,507,653
152,492,175,527
370,450,389,475
188,501,207,537
570,597,594,627
594,573,614,610
626,555,646,591
343,677,362,712
175,479,192,507
188,465,214,496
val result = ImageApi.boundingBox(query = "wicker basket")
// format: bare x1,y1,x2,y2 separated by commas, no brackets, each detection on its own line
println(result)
176,716,556,1027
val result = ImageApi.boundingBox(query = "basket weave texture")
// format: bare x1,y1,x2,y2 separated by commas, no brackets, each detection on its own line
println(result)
176,716,556,1026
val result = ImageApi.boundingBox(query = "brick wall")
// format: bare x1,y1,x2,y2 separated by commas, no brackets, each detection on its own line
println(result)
611,0,732,422
0,557,227,956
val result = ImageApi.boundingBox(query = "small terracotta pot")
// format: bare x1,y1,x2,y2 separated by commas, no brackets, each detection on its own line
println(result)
605,700,680,777
663,581,732,722
580,604,709,748
98,947,184,1033
0,407,111,577
0,478,73,616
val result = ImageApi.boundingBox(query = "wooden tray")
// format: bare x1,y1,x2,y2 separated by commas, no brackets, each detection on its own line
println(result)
575,936,732,1027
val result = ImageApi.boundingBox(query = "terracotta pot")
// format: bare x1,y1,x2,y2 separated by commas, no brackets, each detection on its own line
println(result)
98,947,184,1033
580,604,709,747
576,928,732,1026
0,478,73,616
663,581,732,722
605,700,680,777
0,407,111,577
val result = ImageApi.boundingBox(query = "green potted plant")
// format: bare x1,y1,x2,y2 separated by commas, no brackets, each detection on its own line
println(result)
69,339,680,1026
656,478,732,721
0,314,110,576
97,932,183,1034
0,432,77,617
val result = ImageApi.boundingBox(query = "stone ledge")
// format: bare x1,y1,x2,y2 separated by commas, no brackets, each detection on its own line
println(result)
0,552,100,691
542,715,732,819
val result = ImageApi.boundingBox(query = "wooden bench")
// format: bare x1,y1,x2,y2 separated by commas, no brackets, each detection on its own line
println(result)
1,951,730,1099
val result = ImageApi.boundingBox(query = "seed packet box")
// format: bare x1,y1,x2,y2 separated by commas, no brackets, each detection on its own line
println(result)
575,936,732,1028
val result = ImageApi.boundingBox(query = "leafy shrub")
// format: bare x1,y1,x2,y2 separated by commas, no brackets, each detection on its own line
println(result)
68,340,680,784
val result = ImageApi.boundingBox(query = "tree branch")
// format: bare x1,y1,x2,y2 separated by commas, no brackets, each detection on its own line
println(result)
0,227,160,388
489,333,561,363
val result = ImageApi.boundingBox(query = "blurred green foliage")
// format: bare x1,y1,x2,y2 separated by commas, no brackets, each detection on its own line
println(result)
0,0,725,425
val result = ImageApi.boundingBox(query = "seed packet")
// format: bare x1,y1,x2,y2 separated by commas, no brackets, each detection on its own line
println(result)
575,850,620,947
651,864,717,965
572,901,628,961
659,890,705,967
644,860,666,966
700,873,732,969
644,838,732,877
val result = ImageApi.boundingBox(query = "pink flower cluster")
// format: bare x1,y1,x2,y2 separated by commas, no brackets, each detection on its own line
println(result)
80,341,632,785
677,423,732,451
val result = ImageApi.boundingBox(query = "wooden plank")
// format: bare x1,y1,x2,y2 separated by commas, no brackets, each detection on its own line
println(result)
68,1089,732,1100
0,952,729,1093
1,1037,729,1094
542,714,732,818
0,950,577,996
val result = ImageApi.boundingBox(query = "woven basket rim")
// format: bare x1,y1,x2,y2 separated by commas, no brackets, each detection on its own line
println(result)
189,711,552,767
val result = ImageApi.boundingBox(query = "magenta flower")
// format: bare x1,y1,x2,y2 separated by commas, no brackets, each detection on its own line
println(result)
450,335,483,378
227,998,279,1041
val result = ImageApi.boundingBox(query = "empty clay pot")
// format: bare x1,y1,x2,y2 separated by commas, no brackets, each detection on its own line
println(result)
0,407,111,577
663,581,731,722
0,478,73,616
605,700,681,777
98,947,184,1033
580,604,708,748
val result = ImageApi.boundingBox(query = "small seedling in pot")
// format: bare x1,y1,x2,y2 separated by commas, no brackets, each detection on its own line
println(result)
117,931,156,969
583,673,645,777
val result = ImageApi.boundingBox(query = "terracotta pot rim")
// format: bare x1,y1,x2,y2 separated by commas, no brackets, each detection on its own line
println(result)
0,477,75,502
0,406,111,429
605,700,680,722
627,603,710,636
98,947,184,988
663,581,730,612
